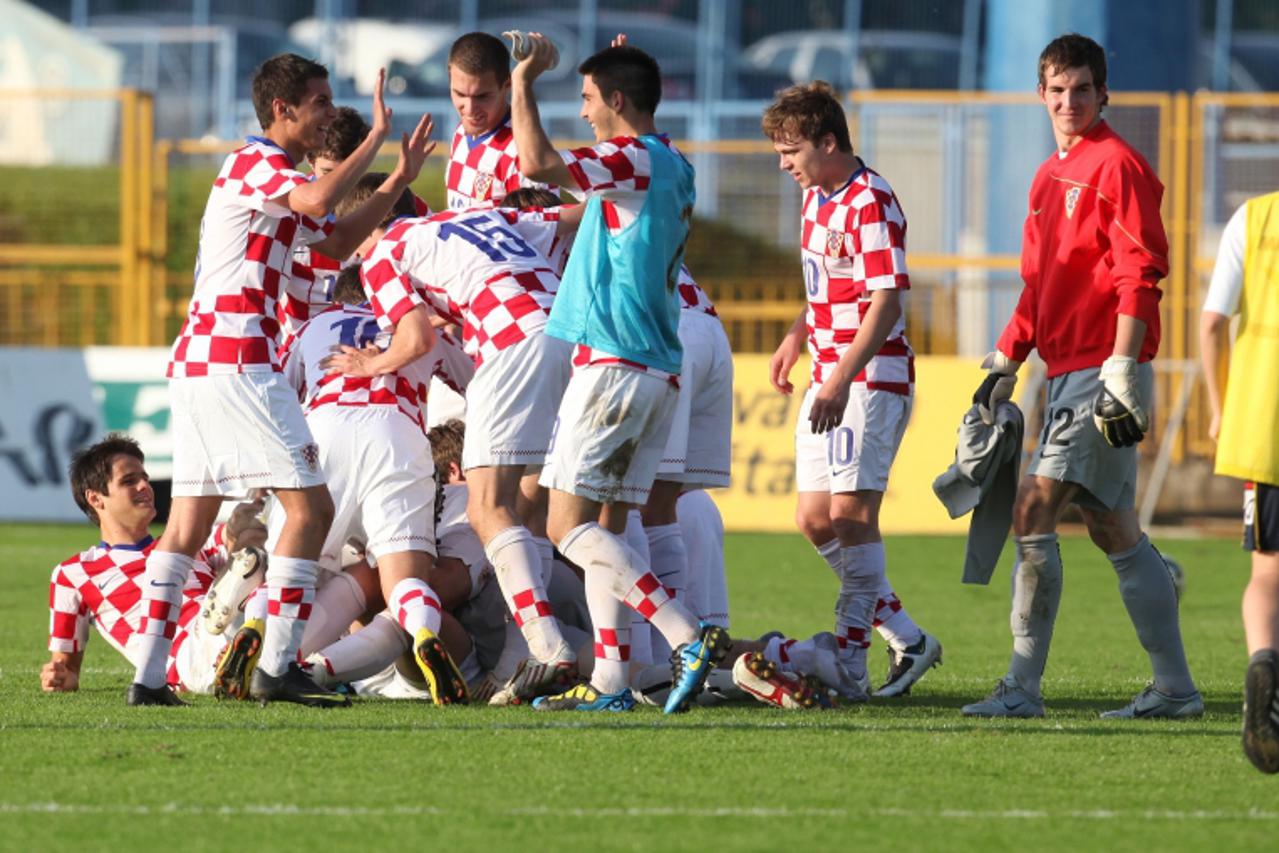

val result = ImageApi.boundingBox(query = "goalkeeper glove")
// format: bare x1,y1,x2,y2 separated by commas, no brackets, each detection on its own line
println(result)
973,351,1022,425
1092,356,1149,447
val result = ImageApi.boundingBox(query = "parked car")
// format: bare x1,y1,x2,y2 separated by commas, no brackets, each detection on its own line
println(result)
385,11,702,101
737,29,963,97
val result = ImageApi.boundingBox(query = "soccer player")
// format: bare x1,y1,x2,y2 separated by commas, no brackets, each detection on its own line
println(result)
509,33,730,714
762,81,940,701
326,181,584,705
965,34,1199,719
1201,188,1279,771
126,54,434,707
274,211,468,705
446,32,553,210
43,435,258,696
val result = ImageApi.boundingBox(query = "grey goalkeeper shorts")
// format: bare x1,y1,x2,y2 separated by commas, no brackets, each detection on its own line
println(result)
1027,362,1154,512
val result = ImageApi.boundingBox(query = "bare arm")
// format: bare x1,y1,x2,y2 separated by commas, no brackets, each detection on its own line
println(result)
284,69,394,219
808,289,902,433
769,310,808,395
310,113,436,260
1200,310,1230,441
321,304,435,378
510,35,576,188
555,202,584,236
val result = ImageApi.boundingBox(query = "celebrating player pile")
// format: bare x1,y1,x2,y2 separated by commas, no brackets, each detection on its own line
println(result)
39,20,1247,742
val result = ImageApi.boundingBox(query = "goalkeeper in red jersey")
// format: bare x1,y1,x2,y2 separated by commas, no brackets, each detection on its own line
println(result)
964,33,1199,720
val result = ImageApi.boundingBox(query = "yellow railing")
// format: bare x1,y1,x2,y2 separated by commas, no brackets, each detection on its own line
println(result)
5,88,1279,465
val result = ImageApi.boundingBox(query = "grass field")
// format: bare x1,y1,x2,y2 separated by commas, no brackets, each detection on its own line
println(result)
1,523,1274,851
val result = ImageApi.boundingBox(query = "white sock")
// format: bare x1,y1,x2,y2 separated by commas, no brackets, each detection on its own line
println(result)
559,521,699,649
299,571,367,657
629,613,654,667
486,526,564,662
132,550,193,688
584,562,631,694
646,523,688,603
532,536,555,587
244,585,269,622
259,555,319,677
492,621,530,683
308,612,407,685
873,580,923,651
835,542,887,677
388,576,443,637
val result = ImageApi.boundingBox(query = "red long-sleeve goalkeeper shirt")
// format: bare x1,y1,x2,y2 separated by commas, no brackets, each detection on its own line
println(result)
996,120,1168,378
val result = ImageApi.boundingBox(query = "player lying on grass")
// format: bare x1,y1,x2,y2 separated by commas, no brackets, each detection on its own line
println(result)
43,434,265,696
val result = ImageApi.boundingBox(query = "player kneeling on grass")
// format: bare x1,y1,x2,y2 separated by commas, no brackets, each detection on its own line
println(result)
43,435,267,698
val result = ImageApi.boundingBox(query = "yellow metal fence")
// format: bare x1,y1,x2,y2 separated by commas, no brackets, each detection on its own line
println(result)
3,89,1277,464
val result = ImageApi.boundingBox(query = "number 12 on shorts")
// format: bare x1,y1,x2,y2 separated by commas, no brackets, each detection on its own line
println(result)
826,426,855,467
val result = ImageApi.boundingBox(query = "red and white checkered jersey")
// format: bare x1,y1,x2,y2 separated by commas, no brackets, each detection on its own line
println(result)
168,139,334,378
676,265,717,316
278,243,343,337
47,534,222,663
446,116,551,210
361,209,561,368
801,166,914,394
278,303,438,433
560,135,688,235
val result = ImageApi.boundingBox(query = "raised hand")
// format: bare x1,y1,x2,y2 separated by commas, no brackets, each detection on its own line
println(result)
395,112,436,185
369,67,393,141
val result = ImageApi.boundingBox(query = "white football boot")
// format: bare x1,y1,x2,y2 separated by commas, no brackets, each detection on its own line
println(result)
201,545,266,635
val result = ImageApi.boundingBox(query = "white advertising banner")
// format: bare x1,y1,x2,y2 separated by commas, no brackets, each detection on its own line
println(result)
0,348,105,521
0,347,171,521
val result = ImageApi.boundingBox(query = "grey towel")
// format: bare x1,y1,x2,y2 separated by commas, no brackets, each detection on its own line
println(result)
932,402,1024,584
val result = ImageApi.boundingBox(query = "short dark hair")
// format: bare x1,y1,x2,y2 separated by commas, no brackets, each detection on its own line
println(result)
427,419,465,475
334,172,418,225
1038,33,1109,108
69,434,144,525
498,187,561,209
761,81,852,152
449,32,511,84
332,266,367,305
252,52,328,130
578,45,662,116
312,106,370,163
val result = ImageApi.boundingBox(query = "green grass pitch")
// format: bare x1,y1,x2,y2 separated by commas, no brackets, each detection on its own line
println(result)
1,523,1275,851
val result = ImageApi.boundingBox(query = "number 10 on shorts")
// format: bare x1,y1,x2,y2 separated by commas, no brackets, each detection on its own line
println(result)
826,426,855,467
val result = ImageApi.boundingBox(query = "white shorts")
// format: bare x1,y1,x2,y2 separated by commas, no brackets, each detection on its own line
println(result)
539,365,678,504
657,312,733,488
266,407,436,573
795,384,911,493
462,334,572,470
169,372,325,497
